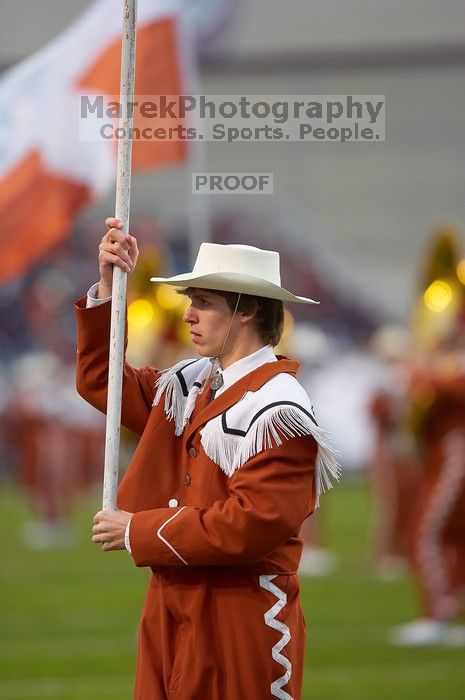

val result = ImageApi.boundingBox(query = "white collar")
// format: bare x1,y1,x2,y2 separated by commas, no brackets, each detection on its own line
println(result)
215,345,276,396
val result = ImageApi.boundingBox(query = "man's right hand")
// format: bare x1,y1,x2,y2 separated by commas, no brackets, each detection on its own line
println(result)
97,217,139,299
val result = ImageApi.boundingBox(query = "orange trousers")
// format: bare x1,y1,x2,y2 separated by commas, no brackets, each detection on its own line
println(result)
135,568,306,699
409,427,465,620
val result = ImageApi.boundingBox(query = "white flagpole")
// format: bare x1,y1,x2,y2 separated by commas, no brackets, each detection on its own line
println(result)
102,0,138,510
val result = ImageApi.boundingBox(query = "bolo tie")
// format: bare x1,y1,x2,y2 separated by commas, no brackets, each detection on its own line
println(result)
207,293,242,392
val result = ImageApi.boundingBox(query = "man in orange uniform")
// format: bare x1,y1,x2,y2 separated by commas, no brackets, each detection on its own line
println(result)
76,218,339,698
390,348,465,646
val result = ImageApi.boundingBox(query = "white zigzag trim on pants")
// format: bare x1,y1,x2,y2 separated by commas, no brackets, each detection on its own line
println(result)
259,574,293,700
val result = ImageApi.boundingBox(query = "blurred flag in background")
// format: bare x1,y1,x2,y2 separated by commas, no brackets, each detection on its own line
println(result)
0,0,188,286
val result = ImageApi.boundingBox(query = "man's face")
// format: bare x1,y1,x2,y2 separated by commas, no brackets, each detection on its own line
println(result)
183,289,236,358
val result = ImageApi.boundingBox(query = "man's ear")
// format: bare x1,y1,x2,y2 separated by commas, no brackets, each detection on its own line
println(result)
239,299,259,323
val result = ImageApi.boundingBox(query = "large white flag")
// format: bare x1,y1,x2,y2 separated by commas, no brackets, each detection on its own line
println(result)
0,0,189,286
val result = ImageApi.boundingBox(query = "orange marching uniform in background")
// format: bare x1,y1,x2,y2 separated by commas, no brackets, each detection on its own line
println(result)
390,226,465,646
408,355,465,624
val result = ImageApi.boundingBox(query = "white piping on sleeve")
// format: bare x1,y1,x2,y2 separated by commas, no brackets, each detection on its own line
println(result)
156,506,189,565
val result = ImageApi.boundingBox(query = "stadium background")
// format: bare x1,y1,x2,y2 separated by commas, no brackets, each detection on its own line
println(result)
1,1,464,698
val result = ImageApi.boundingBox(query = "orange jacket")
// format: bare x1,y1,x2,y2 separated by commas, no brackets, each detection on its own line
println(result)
75,298,318,574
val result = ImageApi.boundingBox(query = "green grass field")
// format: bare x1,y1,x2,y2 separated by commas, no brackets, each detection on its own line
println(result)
1,479,464,699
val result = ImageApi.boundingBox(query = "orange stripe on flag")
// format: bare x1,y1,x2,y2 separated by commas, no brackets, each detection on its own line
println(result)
1,14,187,285
77,17,187,170
0,151,90,285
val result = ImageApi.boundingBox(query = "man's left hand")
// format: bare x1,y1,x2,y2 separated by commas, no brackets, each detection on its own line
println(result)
92,509,133,550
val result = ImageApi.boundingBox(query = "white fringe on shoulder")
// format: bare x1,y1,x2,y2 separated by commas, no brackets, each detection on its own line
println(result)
152,360,341,506
152,357,210,435
200,404,341,507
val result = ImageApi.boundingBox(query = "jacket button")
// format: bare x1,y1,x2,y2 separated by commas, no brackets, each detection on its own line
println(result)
184,474,192,486
168,498,179,508
188,447,197,458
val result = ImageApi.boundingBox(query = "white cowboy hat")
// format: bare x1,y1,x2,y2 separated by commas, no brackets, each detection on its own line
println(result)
150,242,319,304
